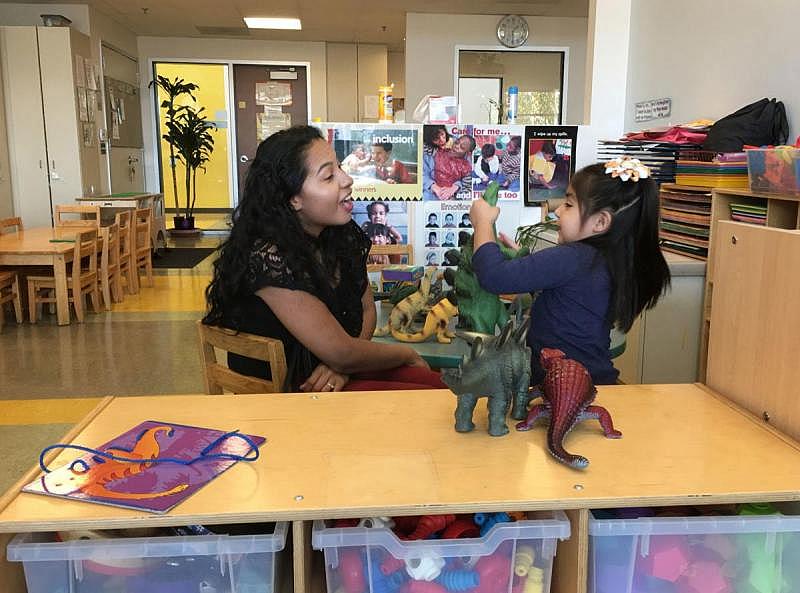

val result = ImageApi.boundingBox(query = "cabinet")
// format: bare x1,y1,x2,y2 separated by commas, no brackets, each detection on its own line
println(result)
698,188,800,380
0,26,101,227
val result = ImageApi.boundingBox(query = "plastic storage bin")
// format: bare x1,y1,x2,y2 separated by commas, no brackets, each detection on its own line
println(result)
7,522,287,593
312,511,570,593
746,147,800,194
588,511,800,593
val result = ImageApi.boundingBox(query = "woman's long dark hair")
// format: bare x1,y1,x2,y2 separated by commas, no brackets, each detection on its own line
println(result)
572,163,670,333
203,125,336,328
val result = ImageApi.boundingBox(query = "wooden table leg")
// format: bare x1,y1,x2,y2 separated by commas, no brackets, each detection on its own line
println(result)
552,508,588,593
53,254,70,325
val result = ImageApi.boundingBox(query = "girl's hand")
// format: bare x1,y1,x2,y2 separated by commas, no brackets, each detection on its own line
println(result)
470,198,500,227
498,232,520,251
300,363,350,392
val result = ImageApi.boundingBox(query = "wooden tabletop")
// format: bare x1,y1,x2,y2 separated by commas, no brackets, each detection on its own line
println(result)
0,227,79,256
1,384,799,533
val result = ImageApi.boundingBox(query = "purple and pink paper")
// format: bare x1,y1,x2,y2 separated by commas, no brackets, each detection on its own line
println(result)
23,420,265,514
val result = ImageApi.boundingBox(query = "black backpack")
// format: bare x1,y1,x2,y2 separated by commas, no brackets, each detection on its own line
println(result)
702,98,789,152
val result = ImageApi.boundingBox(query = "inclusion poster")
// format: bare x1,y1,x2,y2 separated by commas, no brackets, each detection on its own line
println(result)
524,126,578,205
23,420,265,514
317,123,423,201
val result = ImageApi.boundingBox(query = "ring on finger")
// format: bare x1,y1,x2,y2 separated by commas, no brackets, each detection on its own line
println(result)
326,382,335,390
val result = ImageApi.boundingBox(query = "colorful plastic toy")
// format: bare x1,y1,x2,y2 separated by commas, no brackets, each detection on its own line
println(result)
682,560,730,593
513,544,536,577
406,514,456,540
473,512,510,536
400,581,448,593
440,517,479,540
523,566,545,593
515,348,622,469
474,552,512,593
638,536,690,583
339,549,366,593
435,569,479,592
444,319,532,437
358,516,396,529
405,556,446,581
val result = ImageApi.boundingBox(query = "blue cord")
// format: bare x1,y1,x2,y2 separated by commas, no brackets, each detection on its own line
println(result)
39,430,261,474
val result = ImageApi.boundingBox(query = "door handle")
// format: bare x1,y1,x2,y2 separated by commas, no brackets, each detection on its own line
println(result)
239,155,249,163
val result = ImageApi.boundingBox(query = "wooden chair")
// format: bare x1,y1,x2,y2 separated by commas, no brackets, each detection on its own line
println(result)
115,210,138,295
134,207,153,287
27,228,100,323
98,222,123,309
198,321,288,394
367,243,414,272
0,216,23,233
54,205,101,227
0,270,23,331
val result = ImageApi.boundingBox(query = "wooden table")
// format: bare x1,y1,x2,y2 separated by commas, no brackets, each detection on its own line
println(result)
0,227,78,325
1,384,800,593
76,192,167,251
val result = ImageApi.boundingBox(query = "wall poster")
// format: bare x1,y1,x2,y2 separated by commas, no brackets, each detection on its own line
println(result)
317,123,422,201
524,125,578,205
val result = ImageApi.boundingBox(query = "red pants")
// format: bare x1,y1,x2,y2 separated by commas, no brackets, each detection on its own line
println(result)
344,366,447,391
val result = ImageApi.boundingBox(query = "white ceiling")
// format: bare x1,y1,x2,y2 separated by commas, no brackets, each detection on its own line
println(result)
5,0,589,50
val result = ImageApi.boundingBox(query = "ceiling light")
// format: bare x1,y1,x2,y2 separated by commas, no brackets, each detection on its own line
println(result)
243,17,301,30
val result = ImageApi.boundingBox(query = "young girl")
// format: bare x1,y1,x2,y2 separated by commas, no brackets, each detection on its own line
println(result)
469,158,670,386
204,125,445,393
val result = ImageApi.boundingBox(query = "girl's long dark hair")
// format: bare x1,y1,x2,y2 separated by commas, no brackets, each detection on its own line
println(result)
203,125,336,328
573,163,670,333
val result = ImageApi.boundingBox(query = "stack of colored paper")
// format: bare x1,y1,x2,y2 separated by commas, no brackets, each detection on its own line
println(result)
729,203,767,225
675,151,749,188
658,185,712,259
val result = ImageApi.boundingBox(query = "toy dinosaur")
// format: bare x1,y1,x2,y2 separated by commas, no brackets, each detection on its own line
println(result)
443,318,532,437
442,181,527,335
390,298,458,343
515,348,622,469
374,269,443,337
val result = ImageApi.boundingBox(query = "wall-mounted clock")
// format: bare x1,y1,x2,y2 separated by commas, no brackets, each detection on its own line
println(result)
496,14,529,48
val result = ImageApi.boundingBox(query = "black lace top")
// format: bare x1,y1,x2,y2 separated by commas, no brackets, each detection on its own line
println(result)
226,221,371,391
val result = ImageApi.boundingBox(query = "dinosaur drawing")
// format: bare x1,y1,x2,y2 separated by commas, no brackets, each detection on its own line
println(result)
40,425,189,500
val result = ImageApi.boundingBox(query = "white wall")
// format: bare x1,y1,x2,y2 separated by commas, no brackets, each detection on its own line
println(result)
405,13,588,125
626,0,800,141
138,36,327,194
0,3,90,34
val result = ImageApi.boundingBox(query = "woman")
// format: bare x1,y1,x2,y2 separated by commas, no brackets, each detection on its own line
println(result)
204,126,444,392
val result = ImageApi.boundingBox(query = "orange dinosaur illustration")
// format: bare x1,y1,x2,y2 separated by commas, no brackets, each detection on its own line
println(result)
41,425,189,500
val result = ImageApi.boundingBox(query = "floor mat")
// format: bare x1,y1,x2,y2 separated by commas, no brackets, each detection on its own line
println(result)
152,247,216,269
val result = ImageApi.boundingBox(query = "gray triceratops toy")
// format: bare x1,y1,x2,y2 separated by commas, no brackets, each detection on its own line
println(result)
442,318,532,436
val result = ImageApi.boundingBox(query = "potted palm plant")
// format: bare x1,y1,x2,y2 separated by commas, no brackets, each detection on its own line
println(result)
163,106,216,230
149,76,200,230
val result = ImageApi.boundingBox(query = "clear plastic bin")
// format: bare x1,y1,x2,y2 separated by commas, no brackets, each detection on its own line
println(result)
588,511,800,593
7,522,287,593
746,147,800,194
312,511,570,593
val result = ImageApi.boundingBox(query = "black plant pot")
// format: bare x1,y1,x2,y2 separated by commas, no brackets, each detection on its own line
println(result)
173,216,195,230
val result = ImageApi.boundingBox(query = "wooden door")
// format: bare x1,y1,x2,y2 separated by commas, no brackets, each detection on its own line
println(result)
0,27,51,226
232,64,308,201
37,27,88,207
0,38,13,218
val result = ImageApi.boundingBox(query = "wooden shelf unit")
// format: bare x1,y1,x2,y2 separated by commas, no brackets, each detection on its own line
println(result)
699,188,800,380
658,183,713,261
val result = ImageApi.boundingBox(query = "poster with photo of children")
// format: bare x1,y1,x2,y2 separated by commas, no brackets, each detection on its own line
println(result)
422,124,476,201
470,125,524,201
316,123,422,201
524,126,578,205
352,199,409,260
420,200,472,269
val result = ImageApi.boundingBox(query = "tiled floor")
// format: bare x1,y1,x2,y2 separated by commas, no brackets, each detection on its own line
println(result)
0,215,229,493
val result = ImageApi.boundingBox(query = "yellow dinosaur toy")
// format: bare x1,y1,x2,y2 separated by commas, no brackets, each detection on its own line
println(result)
374,269,443,337
390,298,458,343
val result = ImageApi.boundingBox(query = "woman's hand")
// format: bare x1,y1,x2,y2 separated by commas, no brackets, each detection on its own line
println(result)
470,198,500,228
405,350,431,370
300,363,350,392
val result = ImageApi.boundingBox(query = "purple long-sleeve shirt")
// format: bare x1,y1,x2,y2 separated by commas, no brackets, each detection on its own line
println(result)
472,241,617,385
